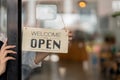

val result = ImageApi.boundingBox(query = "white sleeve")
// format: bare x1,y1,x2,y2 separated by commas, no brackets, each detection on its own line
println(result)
22,51,42,69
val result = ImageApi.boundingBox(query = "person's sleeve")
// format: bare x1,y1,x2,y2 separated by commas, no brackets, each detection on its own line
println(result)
22,51,42,69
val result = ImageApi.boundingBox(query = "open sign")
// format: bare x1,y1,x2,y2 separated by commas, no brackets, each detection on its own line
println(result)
22,27,68,53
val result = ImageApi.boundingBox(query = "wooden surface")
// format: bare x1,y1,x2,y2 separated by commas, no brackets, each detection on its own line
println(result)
59,41,88,62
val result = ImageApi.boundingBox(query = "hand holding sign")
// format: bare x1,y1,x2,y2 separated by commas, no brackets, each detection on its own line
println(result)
34,29,73,64
64,28,73,44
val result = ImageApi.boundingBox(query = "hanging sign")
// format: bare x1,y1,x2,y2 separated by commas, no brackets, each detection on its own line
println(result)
22,27,68,53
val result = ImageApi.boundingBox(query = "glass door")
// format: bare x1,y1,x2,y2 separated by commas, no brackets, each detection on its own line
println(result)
7,0,19,80
0,0,7,41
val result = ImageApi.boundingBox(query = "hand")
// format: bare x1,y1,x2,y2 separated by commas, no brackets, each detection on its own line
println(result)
64,28,73,45
68,30,73,45
0,40,16,75
34,52,49,64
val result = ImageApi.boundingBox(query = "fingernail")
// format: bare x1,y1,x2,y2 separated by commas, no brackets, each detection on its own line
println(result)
13,45,16,47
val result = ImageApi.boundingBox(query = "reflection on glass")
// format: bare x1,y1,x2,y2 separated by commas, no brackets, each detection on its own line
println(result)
36,5,57,20
0,0,7,41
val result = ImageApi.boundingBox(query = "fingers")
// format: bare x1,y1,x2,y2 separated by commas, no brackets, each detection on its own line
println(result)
1,39,7,49
3,50,16,57
4,57,16,62
62,28,73,42
68,30,73,41
1,39,16,50
0,45,16,55
69,37,73,41
0,39,16,64
3,45,16,50
68,30,73,36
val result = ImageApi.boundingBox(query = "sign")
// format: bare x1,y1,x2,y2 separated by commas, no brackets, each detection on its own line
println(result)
22,27,68,53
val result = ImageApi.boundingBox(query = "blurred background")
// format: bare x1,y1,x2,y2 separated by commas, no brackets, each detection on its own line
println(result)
0,0,7,41
22,0,120,80
1,0,120,80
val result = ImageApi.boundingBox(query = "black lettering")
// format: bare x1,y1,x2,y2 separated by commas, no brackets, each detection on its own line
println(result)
51,33,60,37
39,39,45,48
31,32,37,36
46,40,52,49
31,39,37,48
53,40,61,49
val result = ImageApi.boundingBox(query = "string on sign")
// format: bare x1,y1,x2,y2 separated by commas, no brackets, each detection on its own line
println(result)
55,0,66,29
56,0,78,29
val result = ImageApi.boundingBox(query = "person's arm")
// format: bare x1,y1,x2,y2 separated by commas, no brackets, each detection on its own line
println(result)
34,52,49,64
34,30,73,64
0,40,16,75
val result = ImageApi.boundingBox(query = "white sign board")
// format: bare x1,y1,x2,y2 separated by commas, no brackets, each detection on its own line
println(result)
22,27,68,53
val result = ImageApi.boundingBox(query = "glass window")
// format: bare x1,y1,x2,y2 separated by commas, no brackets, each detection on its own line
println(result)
0,0,7,41
112,0,120,12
